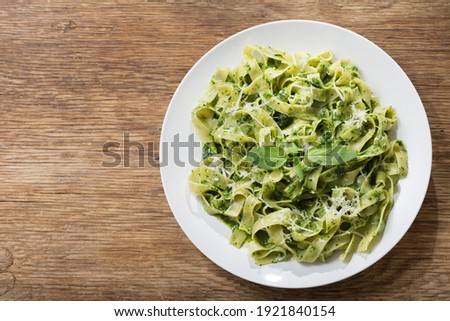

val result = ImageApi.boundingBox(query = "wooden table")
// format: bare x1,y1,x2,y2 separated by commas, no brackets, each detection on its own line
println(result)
0,1,449,300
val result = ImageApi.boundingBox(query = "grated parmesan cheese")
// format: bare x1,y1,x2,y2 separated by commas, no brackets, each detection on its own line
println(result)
345,103,367,129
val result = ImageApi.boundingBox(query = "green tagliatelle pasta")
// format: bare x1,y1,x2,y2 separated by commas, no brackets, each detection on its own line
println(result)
189,46,408,265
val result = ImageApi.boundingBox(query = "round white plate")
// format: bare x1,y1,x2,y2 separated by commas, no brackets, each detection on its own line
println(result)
160,20,432,288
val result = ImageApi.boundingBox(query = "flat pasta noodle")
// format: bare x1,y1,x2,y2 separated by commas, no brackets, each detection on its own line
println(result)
189,46,408,265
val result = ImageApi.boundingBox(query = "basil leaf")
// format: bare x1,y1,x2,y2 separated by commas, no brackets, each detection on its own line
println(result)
283,142,299,155
306,144,357,166
293,158,304,180
248,146,287,169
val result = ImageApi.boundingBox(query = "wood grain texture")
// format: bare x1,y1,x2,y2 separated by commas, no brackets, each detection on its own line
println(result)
0,1,449,300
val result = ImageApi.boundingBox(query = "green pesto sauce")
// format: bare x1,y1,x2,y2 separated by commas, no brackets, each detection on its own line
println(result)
216,214,239,230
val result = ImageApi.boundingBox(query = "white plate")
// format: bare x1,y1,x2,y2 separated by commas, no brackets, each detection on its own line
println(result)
160,20,432,288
